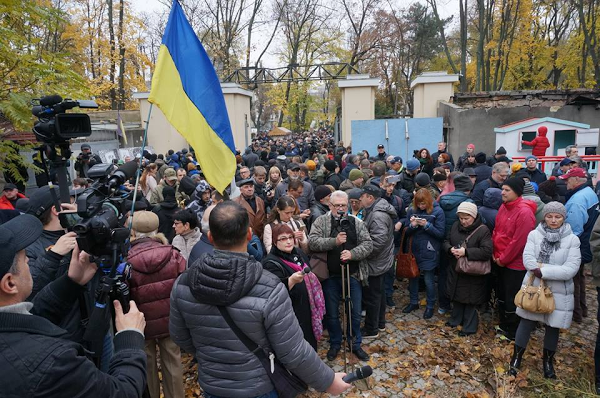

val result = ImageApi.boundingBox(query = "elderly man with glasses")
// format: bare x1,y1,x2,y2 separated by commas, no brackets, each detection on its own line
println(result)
308,190,373,362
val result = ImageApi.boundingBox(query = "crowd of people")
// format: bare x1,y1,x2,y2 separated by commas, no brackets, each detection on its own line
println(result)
2,131,600,397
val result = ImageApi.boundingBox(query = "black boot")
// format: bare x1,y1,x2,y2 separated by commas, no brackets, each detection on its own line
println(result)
509,344,526,376
543,349,557,379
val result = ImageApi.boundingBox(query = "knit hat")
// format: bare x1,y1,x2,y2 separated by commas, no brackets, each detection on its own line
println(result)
324,160,337,172
542,201,566,219
538,178,557,198
496,146,507,155
349,169,364,181
132,211,159,233
348,188,362,201
511,163,522,174
163,186,176,202
457,202,478,219
164,168,177,182
523,181,536,196
314,185,332,202
306,160,316,171
462,167,476,177
525,155,537,163
433,173,447,182
502,177,524,196
406,158,420,171
414,172,431,187
453,174,473,192
475,152,487,164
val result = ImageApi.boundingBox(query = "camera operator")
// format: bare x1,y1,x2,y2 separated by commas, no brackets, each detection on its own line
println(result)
74,143,102,178
24,186,115,365
0,214,147,397
308,190,373,362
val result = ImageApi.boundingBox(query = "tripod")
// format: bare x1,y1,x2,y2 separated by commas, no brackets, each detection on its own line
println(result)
340,260,354,374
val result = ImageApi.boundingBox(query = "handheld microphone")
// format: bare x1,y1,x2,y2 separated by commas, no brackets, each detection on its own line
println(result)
108,161,139,189
302,266,311,275
342,366,373,383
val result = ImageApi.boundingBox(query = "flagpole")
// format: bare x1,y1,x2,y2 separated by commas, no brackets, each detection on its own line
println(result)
129,103,154,225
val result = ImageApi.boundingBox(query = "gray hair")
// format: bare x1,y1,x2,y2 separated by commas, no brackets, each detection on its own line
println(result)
565,145,576,156
492,162,509,173
570,155,585,167
201,204,216,233
330,190,348,203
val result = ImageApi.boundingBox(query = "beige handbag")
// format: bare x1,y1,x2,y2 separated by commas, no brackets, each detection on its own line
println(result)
514,271,555,314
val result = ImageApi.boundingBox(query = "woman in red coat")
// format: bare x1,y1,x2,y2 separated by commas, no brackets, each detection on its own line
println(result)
128,211,186,398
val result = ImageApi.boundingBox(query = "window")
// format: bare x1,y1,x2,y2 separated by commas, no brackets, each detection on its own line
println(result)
519,131,536,150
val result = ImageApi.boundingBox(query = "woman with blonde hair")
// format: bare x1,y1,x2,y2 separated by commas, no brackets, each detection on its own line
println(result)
140,163,158,200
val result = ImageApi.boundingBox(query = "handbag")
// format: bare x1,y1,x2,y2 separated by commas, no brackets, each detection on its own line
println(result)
455,225,492,275
396,229,420,279
217,306,308,398
514,272,556,314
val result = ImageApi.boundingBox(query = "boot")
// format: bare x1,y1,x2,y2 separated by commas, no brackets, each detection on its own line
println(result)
508,344,526,376
543,349,557,379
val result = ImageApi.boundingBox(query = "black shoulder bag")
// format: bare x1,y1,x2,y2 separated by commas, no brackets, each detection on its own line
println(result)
216,306,308,398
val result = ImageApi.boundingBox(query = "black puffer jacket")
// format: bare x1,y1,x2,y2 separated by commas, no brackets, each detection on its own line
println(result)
169,249,334,398
443,216,493,305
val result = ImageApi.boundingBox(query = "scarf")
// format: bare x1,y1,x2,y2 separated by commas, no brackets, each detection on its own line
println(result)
537,223,566,264
279,255,326,341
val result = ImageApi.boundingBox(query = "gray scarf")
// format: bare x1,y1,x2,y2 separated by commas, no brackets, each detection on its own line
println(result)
537,223,566,264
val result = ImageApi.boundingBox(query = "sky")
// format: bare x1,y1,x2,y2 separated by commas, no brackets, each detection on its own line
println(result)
130,0,459,69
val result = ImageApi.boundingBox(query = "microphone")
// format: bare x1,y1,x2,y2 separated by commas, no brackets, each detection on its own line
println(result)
342,366,373,383
302,266,311,274
39,94,63,106
108,161,139,189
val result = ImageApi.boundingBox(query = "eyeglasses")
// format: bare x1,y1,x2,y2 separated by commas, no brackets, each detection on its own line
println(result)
277,236,294,242
330,203,347,208
173,221,182,226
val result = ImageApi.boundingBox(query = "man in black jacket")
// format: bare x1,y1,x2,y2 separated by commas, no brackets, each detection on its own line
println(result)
152,185,179,243
0,214,147,397
74,143,102,178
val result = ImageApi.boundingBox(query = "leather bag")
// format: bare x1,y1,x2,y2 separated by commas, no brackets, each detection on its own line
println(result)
455,225,492,275
514,273,555,314
396,229,420,279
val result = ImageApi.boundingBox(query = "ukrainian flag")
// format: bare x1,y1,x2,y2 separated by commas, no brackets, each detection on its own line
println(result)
149,0,236,193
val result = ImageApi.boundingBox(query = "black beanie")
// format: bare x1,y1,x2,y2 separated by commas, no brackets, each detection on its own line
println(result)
502,177,524,197
324,160,337,172
475,152,487,164
496,146,507,155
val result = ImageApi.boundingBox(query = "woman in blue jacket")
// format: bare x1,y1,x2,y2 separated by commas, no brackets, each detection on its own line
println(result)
403,188,446,319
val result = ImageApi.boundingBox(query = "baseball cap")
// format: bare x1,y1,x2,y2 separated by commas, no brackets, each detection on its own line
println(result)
0,214,43,279
377,144,385,149
3,183,17,191
288,163,300,171
26,185,60,218
559,167,586,179
164,168,177,181
559,157,576,167
390,156,402,165
361,184,382,198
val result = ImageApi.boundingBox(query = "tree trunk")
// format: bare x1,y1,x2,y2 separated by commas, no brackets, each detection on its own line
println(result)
108,0,117,109
117,0,126,110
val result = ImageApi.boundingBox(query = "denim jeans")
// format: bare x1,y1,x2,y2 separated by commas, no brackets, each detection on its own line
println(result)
322,276,362,350
437,254,451,310
384,248,399,299
409,270,436,309
205,390,278,398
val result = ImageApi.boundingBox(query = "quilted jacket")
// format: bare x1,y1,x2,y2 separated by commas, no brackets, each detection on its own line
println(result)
169,249,334,397
127,234,186,339
517,223,580,329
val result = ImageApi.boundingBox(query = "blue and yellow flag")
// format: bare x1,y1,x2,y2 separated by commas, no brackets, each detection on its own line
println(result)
149,0,236,193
